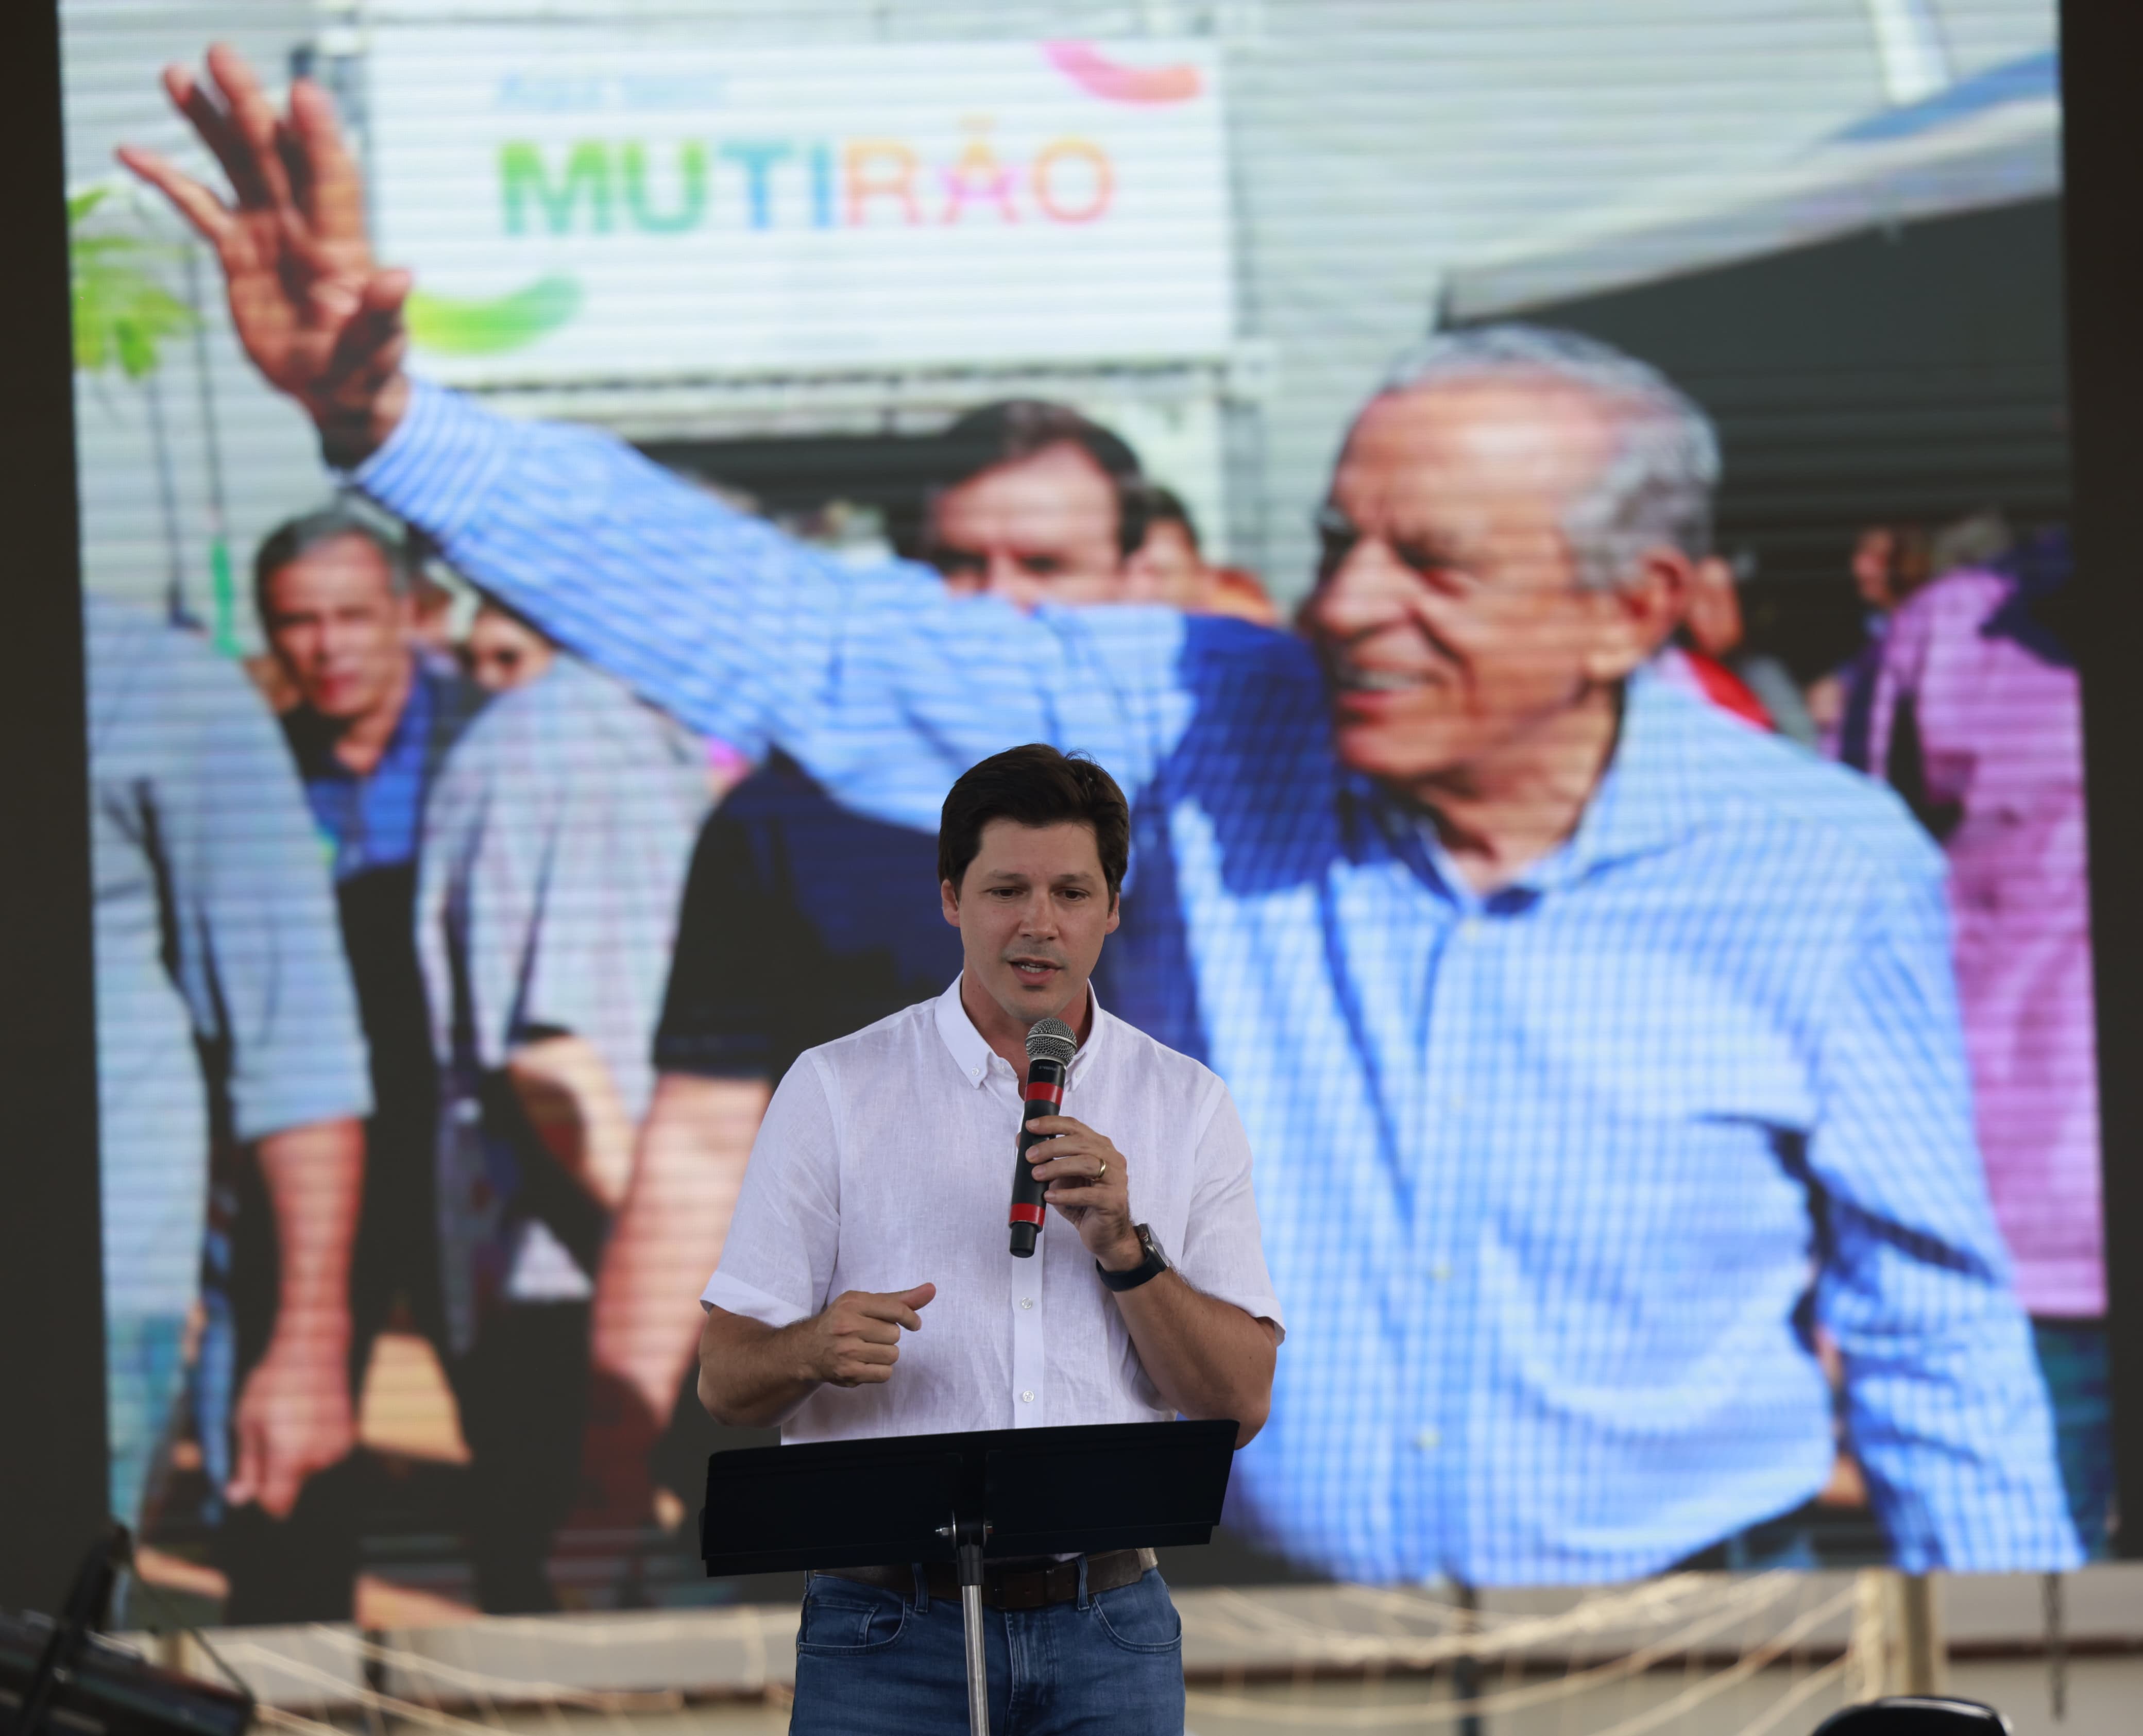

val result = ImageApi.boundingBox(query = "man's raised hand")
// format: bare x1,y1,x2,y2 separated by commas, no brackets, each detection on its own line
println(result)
117,43,412,466
800,1284,937,1389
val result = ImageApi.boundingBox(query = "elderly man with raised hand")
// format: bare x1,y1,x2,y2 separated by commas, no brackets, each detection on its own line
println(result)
128,47,2081,1582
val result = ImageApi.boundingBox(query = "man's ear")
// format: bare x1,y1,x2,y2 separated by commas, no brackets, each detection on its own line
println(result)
1105,891,1121,935
1583,546,1693,683
941,878,962,927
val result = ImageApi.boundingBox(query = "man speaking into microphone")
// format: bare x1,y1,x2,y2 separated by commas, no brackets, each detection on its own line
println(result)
694,744,1282,1735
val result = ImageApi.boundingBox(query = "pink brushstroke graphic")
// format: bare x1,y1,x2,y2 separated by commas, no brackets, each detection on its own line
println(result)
1043,41,1202,105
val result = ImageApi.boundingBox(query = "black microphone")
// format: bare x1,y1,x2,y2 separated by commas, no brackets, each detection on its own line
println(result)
1009,1016,1078,1257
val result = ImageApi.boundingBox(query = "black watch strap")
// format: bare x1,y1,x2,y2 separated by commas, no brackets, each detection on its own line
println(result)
1096,1223,1170,1292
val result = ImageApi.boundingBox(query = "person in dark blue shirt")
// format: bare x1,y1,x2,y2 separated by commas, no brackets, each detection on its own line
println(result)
263,503,488,1371
215,502,486,1620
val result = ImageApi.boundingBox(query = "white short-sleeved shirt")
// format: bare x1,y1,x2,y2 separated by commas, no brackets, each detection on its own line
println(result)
702,976,1283,1443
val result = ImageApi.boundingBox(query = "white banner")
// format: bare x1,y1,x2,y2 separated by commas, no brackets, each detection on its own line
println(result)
366,30,1234,384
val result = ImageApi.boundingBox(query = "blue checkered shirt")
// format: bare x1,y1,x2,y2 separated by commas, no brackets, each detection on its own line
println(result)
359,381,2079,1582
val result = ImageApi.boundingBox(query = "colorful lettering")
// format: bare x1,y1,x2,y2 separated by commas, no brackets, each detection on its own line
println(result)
809,142,835,229
1030,138,1114,224
845,140,922,226
497,133,1126,235
502,141,613,235
720,141,793,231
623,142,707,233
939,131,1019,224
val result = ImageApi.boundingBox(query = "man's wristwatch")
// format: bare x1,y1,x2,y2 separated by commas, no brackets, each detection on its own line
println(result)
1096,1223,1171,1293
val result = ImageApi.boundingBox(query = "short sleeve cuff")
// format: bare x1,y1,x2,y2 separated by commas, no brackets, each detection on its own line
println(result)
351,378,516,542
702,1268,812,1330
1188,1277,1286,1346
229,1063,373,1147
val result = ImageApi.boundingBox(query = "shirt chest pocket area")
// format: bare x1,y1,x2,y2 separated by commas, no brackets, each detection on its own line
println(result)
1478,947,1816,1275
1494,943,1812,1134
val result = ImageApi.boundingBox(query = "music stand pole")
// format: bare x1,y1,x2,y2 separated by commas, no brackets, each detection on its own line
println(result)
953,1518,990,1736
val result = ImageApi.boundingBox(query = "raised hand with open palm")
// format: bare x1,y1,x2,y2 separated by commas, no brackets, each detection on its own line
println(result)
118,43,413,466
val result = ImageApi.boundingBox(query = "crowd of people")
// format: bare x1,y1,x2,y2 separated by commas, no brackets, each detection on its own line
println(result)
92,44,2107,1617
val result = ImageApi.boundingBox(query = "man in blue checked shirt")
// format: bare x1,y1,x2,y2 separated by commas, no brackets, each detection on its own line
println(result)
130,50,2080,1584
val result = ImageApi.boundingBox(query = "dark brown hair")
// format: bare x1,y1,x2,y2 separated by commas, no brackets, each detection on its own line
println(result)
938,745,1131,901
927,400,1151,559
253,498,414,621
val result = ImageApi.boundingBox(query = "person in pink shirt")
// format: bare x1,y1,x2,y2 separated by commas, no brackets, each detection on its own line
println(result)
1864,530,2107,1556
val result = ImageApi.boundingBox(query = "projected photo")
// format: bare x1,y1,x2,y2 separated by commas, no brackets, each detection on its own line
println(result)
62,1,2100,1624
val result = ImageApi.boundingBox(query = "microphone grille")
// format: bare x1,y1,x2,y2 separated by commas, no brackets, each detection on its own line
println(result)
1025,1017,1078,1067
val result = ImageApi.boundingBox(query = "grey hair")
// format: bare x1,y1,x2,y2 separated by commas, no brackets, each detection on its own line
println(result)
252,496,416,616
1372,324,1720,589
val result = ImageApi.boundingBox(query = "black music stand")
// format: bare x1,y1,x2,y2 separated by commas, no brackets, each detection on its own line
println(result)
701,1419,1237,1736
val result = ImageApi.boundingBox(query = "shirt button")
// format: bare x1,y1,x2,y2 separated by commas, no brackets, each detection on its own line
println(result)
1413,1427,1441,1452
1455,917,1481,941
1430,1262,1451,1283
1019,1297,1035,1310
1021,1390,1035,1405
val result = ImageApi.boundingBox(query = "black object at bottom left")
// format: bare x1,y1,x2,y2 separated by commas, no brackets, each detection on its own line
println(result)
1,1526,252,1736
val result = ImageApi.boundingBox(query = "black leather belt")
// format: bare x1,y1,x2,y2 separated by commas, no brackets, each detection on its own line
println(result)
814,1547,1156,1611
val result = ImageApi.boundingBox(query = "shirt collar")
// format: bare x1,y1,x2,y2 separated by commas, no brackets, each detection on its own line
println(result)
933,973,1109,1089
1544,668,1708,887
377,660,436,779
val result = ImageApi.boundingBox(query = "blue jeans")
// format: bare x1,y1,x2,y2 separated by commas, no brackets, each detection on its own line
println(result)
790,1564,1185,1736
2033,1318,2113,1561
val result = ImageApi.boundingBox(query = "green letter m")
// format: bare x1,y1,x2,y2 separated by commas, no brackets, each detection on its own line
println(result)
502,142,613,235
